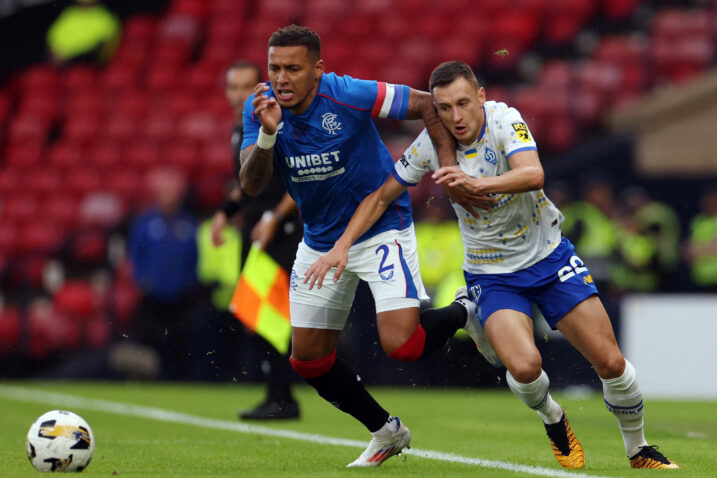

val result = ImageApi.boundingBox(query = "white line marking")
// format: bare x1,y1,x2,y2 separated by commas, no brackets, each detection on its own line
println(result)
0,385,617,477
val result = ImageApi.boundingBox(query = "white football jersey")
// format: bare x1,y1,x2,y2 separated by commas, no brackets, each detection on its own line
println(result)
393,101,564,274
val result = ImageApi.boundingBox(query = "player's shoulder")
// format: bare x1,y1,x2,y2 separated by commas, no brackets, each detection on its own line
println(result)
485,100,522,122
319,72,377,104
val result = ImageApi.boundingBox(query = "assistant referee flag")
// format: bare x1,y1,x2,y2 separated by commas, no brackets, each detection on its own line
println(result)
229,244,291,354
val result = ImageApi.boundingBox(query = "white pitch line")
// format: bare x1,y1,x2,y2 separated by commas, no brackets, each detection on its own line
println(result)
0,385,618,478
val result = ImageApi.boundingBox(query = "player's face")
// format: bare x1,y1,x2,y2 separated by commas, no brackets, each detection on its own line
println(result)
225,67,260,118
267,45,324,114
432,77,486,146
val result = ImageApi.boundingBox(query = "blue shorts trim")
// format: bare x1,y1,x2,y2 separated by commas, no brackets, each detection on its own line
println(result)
464,237,599,329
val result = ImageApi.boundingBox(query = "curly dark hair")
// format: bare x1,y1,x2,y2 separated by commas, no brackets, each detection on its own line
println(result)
269,25,321,60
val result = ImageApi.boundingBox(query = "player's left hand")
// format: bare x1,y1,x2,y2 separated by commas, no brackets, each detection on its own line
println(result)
251,213,280,250
433,166,497,212
304,246,349,290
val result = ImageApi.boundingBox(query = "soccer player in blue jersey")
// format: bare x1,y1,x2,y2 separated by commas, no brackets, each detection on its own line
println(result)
306,61,678,470
239,26,492,467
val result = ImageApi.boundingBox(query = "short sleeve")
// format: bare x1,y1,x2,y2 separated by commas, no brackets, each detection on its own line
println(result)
393,129,436,186
495,107,538,158
241,94,260,150
327,74,410,120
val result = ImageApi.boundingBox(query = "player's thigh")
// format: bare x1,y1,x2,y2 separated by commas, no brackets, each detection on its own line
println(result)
356,225,429,314
376,307,420,354
484,308,542,382
556,295,625,379
290,240,360,320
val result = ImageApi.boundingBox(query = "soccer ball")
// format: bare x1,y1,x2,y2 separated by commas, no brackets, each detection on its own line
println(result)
26,410,95,472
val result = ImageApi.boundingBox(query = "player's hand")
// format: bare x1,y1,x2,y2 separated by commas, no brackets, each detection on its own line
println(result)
433,166,497,215
303,246,349,290
251,83,281,135
251,213,279,250
210,210,228,247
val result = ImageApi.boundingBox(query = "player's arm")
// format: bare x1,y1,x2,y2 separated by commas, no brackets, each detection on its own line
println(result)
304,175,407,289
405,89,456,168
239,84,280,196
433,149,544,194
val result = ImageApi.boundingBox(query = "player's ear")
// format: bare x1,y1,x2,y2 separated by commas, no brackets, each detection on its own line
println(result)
477,86,486,103
314,59,325,79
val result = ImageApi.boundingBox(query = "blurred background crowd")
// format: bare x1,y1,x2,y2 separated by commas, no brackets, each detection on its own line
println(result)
0,0,715,387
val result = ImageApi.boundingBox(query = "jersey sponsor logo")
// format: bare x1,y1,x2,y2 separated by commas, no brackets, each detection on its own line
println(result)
285,150,346,182
321,112,342,135
511,122,533,143
484,147,497,165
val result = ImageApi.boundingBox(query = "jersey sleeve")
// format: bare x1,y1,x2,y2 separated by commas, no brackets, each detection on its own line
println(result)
393,129,436,186
330,74,411,120
240,93,260,149
495,107,538,158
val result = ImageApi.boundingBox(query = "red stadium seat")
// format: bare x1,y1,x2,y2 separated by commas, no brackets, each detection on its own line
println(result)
64,115,101,144
19,65,59,93
0,169,21,198
49,141,83,170
45,196,79,229
0,223,19,257
123,15,158,43
86,141,122,170
25,170,61,200
4,142,44,169
602,0,641,22
7,114,51,145
65,168,102,200
163,142,198,174
104,114,138,142
18,222,64,256
180,112,216,142
0,305,21,352
101,65,137,91
62,65,98,92
125,141,160,171
65,90,105,118
53,280,96,319
143,114,175,143
17,93,59,123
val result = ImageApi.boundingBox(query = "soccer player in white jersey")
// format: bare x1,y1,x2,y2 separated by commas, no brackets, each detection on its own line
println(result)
305,61,678,470
239,27,492,467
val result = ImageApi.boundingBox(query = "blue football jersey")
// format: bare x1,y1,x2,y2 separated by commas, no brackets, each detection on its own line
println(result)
242,73,414,252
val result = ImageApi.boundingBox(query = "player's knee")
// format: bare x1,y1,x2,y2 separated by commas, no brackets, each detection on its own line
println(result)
508,355,542,383
594,353,625,380
384,325,426,362
290,350,337,379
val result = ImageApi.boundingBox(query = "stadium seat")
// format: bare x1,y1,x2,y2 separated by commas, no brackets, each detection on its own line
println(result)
105,169,143,206
125,141,160,171
18,222,64,256
1,196,39,226
86,142,122,170
101,65,137,92
19,65,59,94
104,114,138,142
122,15,158,43
0,223,19,257
180,112,216,142
65,168,102,200
49,141,83,170
64,115,101,144
62,66,98,92
45,196,79,229
17,93,59,123
7,114,51,145
53,280,96,320
0,305,21,352
164,142,199,174
4,142,44,169
0,168,21,198
26,170,61,200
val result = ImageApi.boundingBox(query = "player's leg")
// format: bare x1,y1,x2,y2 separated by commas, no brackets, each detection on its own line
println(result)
556,296,678,469
484,307,584,469
368,225,481,362
289,241,406,467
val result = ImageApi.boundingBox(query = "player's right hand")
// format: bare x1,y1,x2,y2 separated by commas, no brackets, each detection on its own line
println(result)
251,83,281,135
303,246,349,290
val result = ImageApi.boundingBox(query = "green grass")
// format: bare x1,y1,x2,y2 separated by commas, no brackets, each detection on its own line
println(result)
0,381,714,477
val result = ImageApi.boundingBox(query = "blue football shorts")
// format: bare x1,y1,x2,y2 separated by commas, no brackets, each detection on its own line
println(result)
463,237,599,329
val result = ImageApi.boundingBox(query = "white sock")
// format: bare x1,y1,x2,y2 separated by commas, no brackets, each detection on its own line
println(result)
506,370,564,424
601,359,648,457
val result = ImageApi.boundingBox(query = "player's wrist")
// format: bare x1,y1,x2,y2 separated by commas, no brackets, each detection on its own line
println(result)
257,127,277,149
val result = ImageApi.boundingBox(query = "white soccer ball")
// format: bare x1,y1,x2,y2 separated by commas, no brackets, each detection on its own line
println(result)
26,410,95,472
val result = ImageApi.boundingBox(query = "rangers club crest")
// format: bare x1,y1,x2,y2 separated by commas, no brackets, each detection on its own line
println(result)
321,112,342,135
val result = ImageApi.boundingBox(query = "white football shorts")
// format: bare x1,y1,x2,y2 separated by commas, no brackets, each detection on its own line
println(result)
289,224,429,330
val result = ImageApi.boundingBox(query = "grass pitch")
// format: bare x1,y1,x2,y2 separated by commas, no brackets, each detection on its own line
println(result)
0,381,714,477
